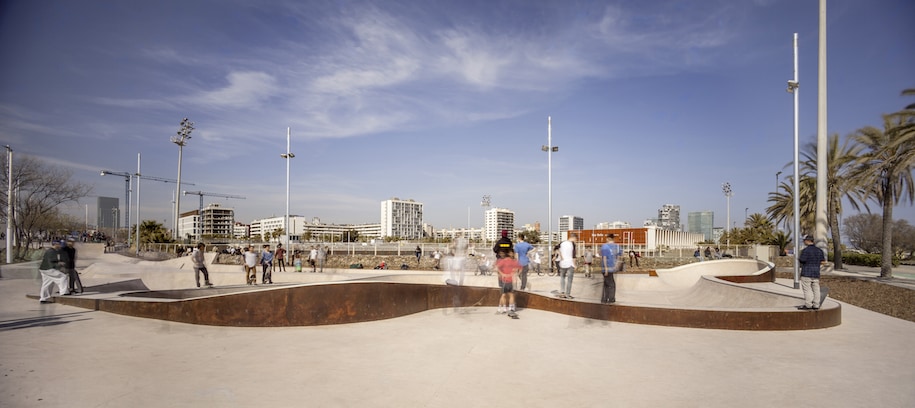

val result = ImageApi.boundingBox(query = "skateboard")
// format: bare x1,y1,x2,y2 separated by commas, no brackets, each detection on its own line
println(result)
507,311,519,319
550,290,573,299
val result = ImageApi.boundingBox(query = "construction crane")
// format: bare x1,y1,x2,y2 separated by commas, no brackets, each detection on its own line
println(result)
182,191,246,213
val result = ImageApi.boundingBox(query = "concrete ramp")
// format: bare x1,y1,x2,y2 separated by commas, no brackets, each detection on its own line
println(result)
654,259,772,288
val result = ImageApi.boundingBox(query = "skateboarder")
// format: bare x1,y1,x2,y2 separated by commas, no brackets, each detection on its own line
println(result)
495,249,520,314
797,235,826,310
191,243,214,288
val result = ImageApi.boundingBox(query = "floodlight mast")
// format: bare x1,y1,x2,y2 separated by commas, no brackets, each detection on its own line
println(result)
171,118,194,240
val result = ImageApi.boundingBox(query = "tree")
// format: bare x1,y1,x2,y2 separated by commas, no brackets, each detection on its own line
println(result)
517,230,541,244
843,213,883,253
0,155,91,260
132,220,174,245
853,90,915,278
800,133,871,270
767,174,816,236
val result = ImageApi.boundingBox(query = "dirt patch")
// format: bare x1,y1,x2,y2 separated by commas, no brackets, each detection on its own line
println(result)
777,272,915,323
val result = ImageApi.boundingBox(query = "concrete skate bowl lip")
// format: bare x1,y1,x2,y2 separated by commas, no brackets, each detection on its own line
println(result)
43,267,840,331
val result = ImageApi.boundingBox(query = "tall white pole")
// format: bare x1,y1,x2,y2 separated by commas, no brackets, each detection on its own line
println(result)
547,116,553,264
174,145,183,241
285,127,291,249
135,153,141,255
793,32,802,289
5,145,12,264
815,0,828,255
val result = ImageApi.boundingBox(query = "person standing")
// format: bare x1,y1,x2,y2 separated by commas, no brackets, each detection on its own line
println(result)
261,244,274,284
274,244,286,272
316,245,327,273
583,248,594,278
38,241,70,303
600,234,622,304
531,249,542,276
191,243,214,288
63,238,82,294
243,246,258,284
308,245,318,273
798,235,826,310
558,234,577,298
513,236,533,290
492,230,513,258
415,245,422,265
495,249,521,314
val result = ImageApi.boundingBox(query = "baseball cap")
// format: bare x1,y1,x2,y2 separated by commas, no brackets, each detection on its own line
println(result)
803,235,814,242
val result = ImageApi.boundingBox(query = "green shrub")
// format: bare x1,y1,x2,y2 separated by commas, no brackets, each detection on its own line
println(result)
833,252,900,267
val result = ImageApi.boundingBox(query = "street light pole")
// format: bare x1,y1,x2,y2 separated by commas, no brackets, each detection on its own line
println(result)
481,194,491,246
171,118,194,241
722,182,732,247
5,145,12,264
280,127,295,249
541,116,558,269
788,32,801,289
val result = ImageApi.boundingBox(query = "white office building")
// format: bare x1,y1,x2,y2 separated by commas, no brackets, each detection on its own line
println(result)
484,207,515,241
559,215,583,234
380,198,424,239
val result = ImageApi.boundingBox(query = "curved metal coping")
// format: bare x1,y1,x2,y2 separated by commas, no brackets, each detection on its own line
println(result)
41,273,840,331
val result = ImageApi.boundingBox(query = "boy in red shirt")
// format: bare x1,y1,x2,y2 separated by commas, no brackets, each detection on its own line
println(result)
496,249,520,314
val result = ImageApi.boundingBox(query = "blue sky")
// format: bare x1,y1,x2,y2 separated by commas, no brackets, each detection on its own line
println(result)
1,0,913,233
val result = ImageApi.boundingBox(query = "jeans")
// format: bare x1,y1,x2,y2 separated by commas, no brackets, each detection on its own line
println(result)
801,276,821,307
194,266,211,287
519,264,529,290
559,266,574,295
602,272,616,303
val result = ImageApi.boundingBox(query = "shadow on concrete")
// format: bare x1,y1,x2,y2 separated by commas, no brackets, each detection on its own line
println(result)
0,310,94,332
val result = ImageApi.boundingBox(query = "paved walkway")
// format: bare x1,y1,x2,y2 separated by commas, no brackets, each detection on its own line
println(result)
1,251,914,407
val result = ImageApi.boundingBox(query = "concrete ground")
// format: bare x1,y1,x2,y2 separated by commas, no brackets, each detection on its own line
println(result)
1,247,914,407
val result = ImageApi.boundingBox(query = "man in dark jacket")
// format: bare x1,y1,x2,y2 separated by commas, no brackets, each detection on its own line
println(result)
38,241,70,303
797,235,826,310
63,238,81,294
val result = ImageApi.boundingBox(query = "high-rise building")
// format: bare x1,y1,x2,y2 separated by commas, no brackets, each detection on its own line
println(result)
658,204,681,231
380,198,424,239
558,215,583,233
687,211,714,242
485,207,515,241
97,197,118,229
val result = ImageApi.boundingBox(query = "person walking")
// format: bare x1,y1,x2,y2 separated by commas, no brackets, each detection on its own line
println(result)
797,235,826,310
191,243,214,288
513,236,533,290
63,238,82,294
557,234,577,298
261,244,274,284
274,244,286,272
38,241,70,303
600,234,622,304
243,246,258,284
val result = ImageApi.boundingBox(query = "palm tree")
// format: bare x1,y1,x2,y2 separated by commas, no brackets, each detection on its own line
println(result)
853,90,915,278
799,133,871,270
766,174,816,236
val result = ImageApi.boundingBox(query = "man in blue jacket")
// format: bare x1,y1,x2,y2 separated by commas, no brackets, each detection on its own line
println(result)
797,235,826,310
600,234,622,304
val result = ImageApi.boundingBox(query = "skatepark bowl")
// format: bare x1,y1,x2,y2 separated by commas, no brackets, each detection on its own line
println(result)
37,258,840,331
